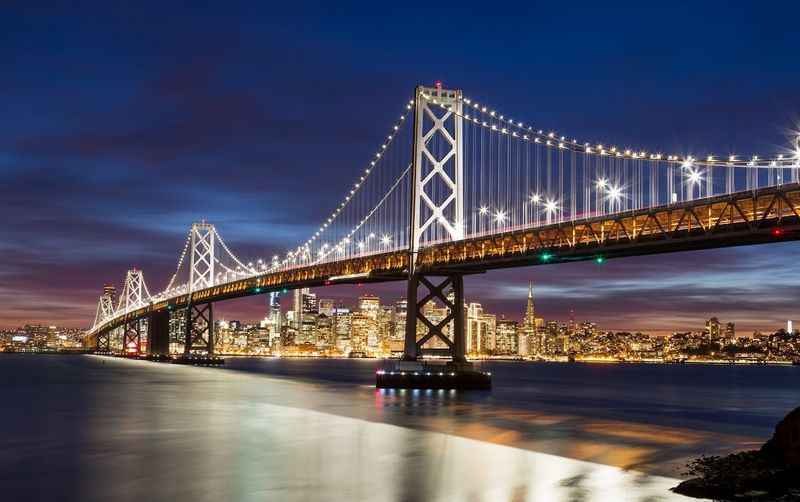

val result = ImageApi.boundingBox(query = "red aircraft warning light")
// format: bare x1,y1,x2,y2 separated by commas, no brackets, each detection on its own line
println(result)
434,80,443,89
772,228,784,237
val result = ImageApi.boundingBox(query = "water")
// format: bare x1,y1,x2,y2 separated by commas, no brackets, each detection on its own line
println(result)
0,355,797,501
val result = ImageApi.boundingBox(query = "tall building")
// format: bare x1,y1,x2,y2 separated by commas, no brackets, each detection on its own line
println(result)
103,284,116,303
358,294,380,319
495,319,519,355
268,292,281,329
705,317,721,342
392,299,407,341
568,309,576,335
315,314,334,348
725,322,736,344
298,291,318,344
168,310,186,353
467,302,496,355
520,282,537,356
334,308,352,352
349,312,373,354
292,287,310,329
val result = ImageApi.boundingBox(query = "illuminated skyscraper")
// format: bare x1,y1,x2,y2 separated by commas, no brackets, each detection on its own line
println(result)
524,282,535,328
268,292,281,326
103,284,116,303
392,299,407,343
705,317,721,342
298,291,318,344
293,287,310,328
725,322,736,343
466,302,484,354
358,294,380,319
495,319,519,355
520,282,537,356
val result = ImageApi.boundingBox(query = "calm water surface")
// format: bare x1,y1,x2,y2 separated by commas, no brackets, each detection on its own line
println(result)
1,355,797,501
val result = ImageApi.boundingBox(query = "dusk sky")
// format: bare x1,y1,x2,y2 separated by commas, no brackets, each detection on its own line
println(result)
2,2,800,334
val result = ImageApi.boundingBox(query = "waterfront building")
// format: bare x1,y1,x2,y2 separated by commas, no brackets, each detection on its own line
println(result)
466,302,495,355
349,312,372,354
358,294,380,319
390,299,407,353
315,314,334,349
292,287,310,329
495,319,519,355
725,322,736,344
705,317,721,342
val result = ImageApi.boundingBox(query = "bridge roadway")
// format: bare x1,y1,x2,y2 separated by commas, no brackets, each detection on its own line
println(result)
93,183,800,336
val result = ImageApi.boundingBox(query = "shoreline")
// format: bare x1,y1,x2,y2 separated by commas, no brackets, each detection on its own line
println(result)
4,351,796,366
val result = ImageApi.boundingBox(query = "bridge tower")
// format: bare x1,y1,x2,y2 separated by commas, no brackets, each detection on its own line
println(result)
119,268,150,354
403,84,468,364
92,289,116,352
184,222,215,355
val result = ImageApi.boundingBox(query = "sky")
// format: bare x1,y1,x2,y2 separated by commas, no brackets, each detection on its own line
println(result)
2,1,799,334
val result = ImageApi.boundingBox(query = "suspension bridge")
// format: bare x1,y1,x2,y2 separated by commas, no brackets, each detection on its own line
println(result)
87,84,800,385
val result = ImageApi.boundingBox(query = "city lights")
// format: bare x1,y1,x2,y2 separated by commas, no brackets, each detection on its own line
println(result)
686,168,703,185
795,134,800,159
605,184,623,202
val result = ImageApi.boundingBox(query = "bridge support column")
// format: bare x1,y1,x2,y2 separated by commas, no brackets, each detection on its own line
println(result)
122,319,143,355
148,310,170,356
96,330,111,353
380,272,489,389
184,302,214,355
403,273,466,363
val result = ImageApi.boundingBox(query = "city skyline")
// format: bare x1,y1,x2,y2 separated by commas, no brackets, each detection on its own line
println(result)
3,3,800,333
3,275,795,338
7,283,797,363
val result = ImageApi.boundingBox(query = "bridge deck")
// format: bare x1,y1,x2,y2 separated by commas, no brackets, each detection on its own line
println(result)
92,183,800,335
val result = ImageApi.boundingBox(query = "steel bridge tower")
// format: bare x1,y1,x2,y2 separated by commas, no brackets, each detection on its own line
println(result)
404,84,468,364
93,288,116,352
184,221,216,355
119,268,150,354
